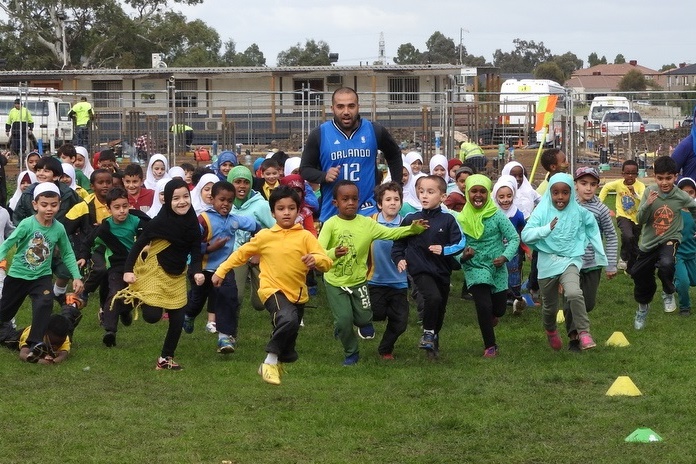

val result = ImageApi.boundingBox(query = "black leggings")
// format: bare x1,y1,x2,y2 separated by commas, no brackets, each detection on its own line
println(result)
142,305,185,358
469,284,507,349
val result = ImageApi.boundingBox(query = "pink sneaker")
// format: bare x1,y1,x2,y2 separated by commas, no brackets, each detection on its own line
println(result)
578,331,596,350
483,345,498,358
546,330,562,351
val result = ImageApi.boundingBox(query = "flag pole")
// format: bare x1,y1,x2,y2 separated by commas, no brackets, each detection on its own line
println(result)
529,124,549,182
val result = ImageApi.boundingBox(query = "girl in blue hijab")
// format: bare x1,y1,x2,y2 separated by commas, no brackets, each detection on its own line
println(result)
212,150,238,181
521,173,606,352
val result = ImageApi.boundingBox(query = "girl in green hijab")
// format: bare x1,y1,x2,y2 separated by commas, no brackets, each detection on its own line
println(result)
457,174,520,358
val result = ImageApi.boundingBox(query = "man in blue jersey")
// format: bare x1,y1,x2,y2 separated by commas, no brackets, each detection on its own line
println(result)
300,87,403,222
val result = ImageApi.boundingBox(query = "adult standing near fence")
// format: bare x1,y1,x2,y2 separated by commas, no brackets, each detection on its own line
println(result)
299,87,403,222
170,124,194,150
5,99,34,158
68,96,94,148
458,136,487,173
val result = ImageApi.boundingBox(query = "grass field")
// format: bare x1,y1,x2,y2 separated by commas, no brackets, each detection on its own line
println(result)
1,263,695,464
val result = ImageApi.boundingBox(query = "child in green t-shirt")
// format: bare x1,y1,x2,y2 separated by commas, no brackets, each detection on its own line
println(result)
0,183,84,352
318,180,426,366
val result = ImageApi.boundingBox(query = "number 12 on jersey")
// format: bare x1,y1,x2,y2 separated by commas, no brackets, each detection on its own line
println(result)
342,163,360,182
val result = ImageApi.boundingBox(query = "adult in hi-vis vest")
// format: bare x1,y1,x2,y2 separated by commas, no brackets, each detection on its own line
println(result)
300,87,403,222
5,99,34,157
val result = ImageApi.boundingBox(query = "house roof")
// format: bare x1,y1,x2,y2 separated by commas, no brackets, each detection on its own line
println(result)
564,74,623,92
664,64,696,75
572,62,659,77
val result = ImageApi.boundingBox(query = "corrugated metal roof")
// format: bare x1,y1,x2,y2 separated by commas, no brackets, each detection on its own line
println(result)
0,63,499,79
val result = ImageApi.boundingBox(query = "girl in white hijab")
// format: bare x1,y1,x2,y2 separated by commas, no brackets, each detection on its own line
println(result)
147,178,171,218
144,154,171,190
429,154,450,183
283,157,301,177
191,173,219,214
168,166,186,180
501,161,540,220
9,170,36,211
401,152,426,214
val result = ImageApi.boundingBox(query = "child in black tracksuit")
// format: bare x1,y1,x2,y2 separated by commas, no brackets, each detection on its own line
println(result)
391,175,466,358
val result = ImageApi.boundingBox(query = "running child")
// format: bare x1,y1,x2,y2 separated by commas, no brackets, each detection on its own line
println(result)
253,159,281,201
181,181,259,354
500,161,540,220
458,174,519,357
0,183,84,354
228,165,276,313
78,187,150,347
521,173,606,351
674,177,696,316
123,163,154,213
492,174,526,315
565,167,618,350
598,159,644,271
368,182,411,359
115,178,204,370
319,180,427,365
213,186,332,385
632,156,696,329
392,175,466,358
144,154,170,190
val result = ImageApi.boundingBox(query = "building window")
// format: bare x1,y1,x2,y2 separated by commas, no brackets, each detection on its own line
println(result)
92,80,123,108
293,79,324,107
175,79,198,108
388,77,419,104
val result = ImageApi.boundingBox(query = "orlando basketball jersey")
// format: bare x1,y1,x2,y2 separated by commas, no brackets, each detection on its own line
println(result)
318,119,378,222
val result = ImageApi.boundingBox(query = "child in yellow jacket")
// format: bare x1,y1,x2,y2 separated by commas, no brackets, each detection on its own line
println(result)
213,186,332,386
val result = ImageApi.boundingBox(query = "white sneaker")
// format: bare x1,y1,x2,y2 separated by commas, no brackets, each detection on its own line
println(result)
205,321,217,333
617,259,627,271
662,292,677,313
634,304,649,330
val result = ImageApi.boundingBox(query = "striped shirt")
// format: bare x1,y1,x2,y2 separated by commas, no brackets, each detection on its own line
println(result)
578,195,618,273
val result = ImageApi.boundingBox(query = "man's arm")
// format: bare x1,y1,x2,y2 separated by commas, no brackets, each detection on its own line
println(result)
373,122,403,186
299,128,326,184
671,136,694,176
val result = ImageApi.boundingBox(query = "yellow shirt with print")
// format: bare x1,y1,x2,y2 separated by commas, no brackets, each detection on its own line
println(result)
598,179,645,224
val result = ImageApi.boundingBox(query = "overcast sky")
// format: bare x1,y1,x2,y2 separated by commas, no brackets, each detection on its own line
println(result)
176,0,691,70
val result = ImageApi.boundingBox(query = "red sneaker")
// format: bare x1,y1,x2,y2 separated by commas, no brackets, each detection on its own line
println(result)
546,330,563,351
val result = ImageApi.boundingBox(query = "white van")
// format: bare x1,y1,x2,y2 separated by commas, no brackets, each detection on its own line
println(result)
499,79,566,144
588,96,630,127
0,90,73,148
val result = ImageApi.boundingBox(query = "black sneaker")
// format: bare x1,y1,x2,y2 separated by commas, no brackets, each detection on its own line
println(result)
568,339,581,352
26,342,48,363
103,331,116,347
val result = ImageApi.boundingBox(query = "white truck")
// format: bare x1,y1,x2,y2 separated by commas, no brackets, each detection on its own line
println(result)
0,89,74,148
587,96,630,127
499,79,565,144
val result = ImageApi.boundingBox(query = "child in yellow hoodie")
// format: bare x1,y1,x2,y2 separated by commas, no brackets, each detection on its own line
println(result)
213,185,332,386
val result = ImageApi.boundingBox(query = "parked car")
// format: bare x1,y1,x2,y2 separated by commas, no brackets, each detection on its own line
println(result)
682,116,694,127
600,110,645,137
644,123,664,132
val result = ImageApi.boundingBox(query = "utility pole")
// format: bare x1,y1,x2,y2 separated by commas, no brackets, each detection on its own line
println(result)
459,28,469,66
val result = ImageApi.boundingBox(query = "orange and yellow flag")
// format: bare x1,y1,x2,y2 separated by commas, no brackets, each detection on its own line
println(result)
534,95,558,132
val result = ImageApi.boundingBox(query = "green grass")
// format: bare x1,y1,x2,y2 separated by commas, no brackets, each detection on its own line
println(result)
1,267,695,464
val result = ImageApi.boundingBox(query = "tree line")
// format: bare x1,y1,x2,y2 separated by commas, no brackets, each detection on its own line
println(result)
0,0,681,83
